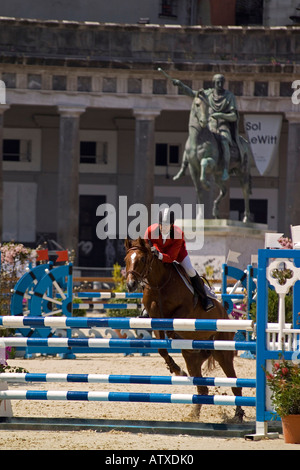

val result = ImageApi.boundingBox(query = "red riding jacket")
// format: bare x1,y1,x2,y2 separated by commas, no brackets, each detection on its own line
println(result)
144,223,188,263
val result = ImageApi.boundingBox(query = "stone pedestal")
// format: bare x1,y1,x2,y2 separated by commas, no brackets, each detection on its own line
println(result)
176,219,270,279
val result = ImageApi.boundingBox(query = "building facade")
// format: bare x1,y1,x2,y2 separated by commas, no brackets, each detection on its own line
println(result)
0,18,299,268
1,0,300,27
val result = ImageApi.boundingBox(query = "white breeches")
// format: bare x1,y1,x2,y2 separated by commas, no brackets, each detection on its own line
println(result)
180,255,196,278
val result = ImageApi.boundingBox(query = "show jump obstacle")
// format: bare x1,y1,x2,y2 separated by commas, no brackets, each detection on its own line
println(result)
0,249,299,439
6,248,257,358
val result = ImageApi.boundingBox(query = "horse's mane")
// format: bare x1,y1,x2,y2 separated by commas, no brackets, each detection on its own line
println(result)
125,237,190,284
125,237,151,253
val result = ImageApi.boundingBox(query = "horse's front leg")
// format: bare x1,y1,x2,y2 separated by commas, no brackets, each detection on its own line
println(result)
149,300,186,376
154,330,187,376
200,157,211,190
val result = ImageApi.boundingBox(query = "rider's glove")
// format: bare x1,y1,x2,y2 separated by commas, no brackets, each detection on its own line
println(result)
151,246,163,261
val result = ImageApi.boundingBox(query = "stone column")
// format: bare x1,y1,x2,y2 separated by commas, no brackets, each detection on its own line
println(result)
0,105,10,242
57,106,85,256
133,108,160,227
284,113,300,235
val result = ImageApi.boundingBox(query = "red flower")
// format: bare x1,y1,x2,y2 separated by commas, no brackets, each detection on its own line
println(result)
281,367,289,375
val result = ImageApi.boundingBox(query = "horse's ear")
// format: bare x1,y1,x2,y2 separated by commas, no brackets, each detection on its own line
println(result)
138,236,145,247
125,238,131,251
198,89,208,105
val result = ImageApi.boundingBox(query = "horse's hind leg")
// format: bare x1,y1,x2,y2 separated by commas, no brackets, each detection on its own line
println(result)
237,168,251,223
188,163,203,205
212,178,227,219
212,348,245,423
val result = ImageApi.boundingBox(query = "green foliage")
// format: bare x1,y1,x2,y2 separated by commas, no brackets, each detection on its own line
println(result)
112,263,127,293
107,263,142,318
72,298,86,317
0,363,28,374
265,357,300,417
250,289,293,324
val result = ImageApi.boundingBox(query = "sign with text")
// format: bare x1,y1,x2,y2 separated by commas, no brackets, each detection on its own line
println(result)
244,114,282,175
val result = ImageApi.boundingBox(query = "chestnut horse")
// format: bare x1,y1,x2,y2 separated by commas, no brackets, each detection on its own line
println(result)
124,237,244,422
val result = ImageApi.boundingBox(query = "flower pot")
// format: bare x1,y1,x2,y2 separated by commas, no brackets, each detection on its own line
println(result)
282,415,300,444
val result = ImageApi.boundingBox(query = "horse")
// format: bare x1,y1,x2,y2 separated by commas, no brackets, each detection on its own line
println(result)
124,237,245,422
174,90,252,223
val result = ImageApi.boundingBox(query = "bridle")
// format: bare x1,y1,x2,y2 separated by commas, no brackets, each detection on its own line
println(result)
125,245,153,285
195,93,209,128
125,245,172,291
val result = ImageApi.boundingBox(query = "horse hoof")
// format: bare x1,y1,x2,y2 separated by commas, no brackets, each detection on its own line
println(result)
173,169,185,181
182,411,200,422
231,408,245,424
174,368,188,377
226,415,243,424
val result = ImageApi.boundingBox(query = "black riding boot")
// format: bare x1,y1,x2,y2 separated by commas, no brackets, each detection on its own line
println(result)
190,273,214,311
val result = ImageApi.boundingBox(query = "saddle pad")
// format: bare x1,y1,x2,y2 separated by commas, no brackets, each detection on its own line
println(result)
173,263,217,300
173,262,194,295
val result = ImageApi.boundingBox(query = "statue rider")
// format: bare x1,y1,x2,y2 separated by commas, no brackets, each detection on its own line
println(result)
173,74,239,182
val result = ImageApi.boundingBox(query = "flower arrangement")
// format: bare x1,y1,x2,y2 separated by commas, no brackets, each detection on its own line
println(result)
1,242,33,274
278,236,293,249
231,301,247,320
0,243,34,317
265,357,300,418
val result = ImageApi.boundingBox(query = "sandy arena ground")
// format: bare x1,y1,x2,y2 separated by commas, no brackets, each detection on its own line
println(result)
0,353,298,451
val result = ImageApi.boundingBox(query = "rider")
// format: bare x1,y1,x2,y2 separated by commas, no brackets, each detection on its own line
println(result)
144,208,213,311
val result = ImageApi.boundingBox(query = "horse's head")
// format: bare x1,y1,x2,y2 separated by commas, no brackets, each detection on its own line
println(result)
124,237,152,292
195,90,209,128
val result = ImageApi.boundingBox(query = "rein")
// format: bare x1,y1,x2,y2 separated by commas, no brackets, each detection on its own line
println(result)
125,245,172,291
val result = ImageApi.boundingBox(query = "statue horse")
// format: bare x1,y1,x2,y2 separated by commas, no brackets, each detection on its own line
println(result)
174,90,252,223
124,237,245,422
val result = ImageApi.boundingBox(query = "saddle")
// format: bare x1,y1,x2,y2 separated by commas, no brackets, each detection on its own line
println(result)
172,262,217,308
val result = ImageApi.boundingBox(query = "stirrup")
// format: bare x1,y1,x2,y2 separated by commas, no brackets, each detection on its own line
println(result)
205,297,215,311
